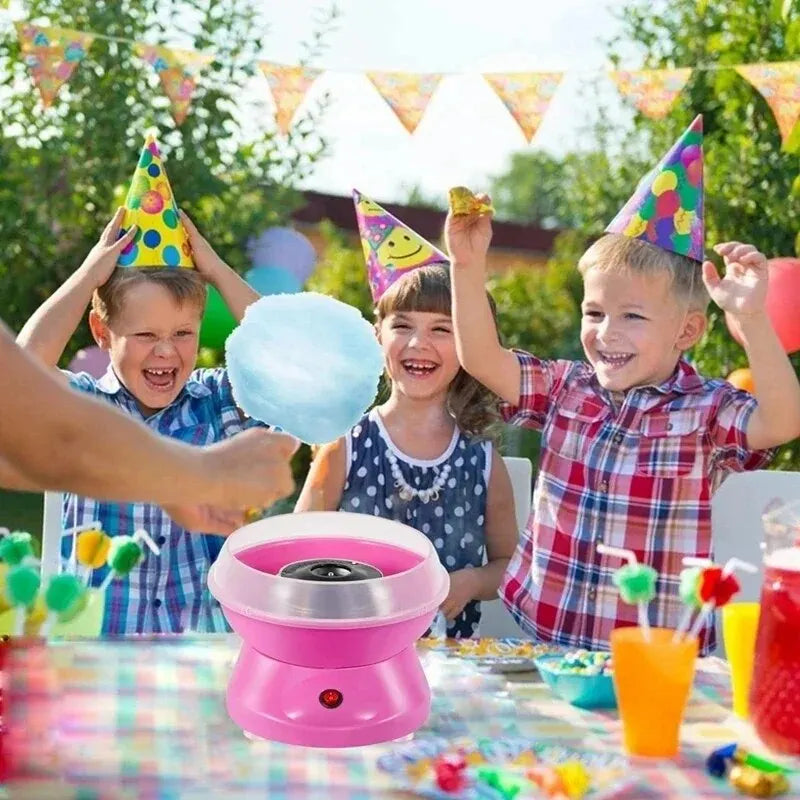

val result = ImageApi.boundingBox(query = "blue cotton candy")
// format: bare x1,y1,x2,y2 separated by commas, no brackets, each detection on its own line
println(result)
225,292,384,444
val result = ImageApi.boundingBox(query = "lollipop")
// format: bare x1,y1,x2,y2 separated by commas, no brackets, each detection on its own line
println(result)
448,186,495,217
97,529,160,592
597,544,657,640
6,561,41,635
41,574,89,634
0,531,34,566
76,528,112,571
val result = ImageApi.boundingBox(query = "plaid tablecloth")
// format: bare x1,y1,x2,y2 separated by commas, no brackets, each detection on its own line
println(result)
0,635,795,799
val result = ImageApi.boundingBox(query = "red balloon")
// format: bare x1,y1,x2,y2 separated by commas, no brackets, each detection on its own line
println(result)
725,257,800,354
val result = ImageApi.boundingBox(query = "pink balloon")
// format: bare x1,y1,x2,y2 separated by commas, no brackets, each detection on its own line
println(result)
68,346,111,379
726,257,800,354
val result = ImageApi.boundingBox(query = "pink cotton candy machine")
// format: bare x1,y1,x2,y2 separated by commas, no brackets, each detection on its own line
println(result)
208,511,450,748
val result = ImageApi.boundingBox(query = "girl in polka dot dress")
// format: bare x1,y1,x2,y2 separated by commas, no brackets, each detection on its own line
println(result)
295,266,517,638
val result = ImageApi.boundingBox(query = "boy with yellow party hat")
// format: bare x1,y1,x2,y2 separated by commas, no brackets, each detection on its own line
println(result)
446,114,800,654
17,131,265,635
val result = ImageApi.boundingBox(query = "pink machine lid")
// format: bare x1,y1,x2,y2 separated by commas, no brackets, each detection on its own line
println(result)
208,512,450,628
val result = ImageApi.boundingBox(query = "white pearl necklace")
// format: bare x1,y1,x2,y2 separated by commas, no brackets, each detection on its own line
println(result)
385,449,451,503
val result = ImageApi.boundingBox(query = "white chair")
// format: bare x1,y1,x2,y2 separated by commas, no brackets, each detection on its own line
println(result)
478,455,534,639
712,469,800,603
40,490,64,581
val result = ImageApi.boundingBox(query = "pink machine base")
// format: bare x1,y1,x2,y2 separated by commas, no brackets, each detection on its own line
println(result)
227,642,431,747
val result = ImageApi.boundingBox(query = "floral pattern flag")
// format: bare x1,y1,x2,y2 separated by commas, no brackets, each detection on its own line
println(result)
15,23,94,107
610,68,692,119
366,71,442,134
736,61,800,147
258,61,321,135
482,72,563,142
135,44,212,126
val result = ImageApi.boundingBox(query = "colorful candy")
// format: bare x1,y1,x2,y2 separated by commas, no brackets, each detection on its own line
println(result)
729,764,790,797
554,761,591,799
551,650,613,676
433,753,467,793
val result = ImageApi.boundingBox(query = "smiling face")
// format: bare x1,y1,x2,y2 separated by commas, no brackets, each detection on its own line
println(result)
375,228,436,272
90,279,203,416
378,310,460,402
580,266,706,392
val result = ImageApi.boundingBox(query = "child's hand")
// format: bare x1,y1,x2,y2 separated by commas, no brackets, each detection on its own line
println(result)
440,569,479,621
702,242,769,319
444,194,493,269
180,210,226,283
80,207,137,286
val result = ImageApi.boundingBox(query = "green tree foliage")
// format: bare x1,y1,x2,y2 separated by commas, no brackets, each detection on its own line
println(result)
0,0,336,360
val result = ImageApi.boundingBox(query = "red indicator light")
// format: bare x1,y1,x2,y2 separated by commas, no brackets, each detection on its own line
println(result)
319,689,343,709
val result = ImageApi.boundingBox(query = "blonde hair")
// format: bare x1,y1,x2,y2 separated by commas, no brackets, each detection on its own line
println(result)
92,268,206,323
375,265,500,439
578,233,709,311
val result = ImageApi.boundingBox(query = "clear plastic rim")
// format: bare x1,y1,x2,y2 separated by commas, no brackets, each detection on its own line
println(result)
208,511,450,627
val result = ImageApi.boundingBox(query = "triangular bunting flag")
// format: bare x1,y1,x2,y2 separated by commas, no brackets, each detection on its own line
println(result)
117,132,194,269
482,72,562,143
15,23,94,108
736,61,800,147
134,44,212,126
352,189,448,302
606,114,704,261
365,71,442,134
610,68,692,119
258,61,321,135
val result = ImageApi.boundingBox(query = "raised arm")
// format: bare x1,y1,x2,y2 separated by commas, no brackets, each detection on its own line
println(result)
180,211,260,321
703,242,800,449
17,208,136,366
294,438,348,512
1,322,297,509
445,200,521,404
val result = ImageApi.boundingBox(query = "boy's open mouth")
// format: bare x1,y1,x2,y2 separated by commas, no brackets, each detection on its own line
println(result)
402,359,439,378
143,367,177,391
598,352,634,368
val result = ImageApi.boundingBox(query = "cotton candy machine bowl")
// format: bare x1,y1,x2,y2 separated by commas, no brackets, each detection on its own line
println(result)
208,512,449,747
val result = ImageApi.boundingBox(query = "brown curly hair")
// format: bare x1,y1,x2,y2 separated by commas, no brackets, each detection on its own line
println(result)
375,265,501,440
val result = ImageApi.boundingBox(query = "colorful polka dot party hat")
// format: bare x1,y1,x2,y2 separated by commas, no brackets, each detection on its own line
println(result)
117,131,194,269
353,189,448,302
605,114,704,262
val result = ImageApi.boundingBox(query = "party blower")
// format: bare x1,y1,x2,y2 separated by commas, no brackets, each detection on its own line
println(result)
208,512,450,747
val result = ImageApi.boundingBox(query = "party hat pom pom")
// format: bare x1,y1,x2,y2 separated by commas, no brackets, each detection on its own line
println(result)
6,565,41,607
0,531,34,565
44,574,88,622
76,529,111,569
612,563,658,604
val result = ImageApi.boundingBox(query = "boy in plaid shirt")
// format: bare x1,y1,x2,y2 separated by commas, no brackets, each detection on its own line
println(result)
446,117,800,652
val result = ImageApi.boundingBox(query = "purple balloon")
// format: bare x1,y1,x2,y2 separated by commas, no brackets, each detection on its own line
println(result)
247,227,317,283
68,346,110,379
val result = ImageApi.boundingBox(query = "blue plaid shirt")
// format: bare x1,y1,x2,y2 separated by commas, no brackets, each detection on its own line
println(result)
62,366,254,634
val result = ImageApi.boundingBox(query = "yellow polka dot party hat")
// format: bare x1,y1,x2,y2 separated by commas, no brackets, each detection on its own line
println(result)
117,131,194,268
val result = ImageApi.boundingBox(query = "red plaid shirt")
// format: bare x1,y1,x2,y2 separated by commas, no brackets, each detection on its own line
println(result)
500,353,773,654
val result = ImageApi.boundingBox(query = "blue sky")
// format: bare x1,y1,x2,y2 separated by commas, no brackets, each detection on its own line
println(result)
258,0,633,202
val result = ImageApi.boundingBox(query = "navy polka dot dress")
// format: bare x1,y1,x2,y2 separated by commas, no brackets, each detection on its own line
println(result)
340,408,492,638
